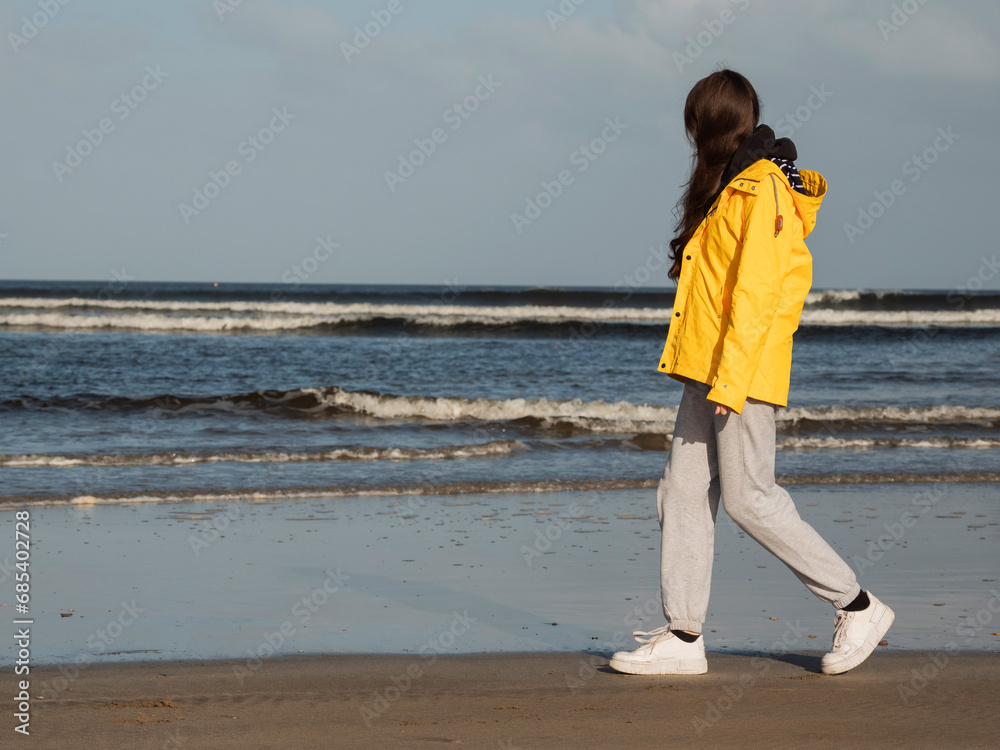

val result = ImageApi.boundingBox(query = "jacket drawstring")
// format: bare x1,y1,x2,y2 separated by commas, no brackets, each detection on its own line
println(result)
770,174,784,238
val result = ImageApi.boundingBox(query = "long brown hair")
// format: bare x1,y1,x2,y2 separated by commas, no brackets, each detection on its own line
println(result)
668,70,760,280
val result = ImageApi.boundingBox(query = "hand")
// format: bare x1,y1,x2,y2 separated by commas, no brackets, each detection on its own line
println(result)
713,403,729,416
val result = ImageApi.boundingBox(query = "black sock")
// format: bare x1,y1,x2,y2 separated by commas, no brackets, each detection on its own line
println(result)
841,590,870,612
672,630,700,643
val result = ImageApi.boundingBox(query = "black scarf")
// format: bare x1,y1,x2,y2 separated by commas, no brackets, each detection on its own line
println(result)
720,124,797,188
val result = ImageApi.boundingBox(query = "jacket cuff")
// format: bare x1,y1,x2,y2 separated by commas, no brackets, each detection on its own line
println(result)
706,384,746,414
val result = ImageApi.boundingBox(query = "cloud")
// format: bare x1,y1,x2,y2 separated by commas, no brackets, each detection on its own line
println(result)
222,0,350,55
218,1,677,92
860,4,1000,81
617,0,999,83
0,0,996,287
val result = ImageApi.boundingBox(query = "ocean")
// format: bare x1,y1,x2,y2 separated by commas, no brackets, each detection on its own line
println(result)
1,281,998,507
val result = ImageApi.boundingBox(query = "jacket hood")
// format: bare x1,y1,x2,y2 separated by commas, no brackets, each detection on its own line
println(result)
791,169,826,238
727,159,826,239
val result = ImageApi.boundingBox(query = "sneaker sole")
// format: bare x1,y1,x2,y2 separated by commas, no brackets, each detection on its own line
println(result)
608,656,708,675
821,602,895,675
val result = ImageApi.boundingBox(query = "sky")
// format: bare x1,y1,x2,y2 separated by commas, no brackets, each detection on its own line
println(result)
0,0,998,290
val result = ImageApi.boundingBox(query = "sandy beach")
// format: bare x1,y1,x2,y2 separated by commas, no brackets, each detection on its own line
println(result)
23,651,1000,748
8,482,998,746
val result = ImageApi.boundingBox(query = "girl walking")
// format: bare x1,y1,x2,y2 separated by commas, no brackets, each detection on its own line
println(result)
610,70,893,676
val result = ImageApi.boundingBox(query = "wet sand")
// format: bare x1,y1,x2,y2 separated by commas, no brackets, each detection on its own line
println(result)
17,484,1000,662
24,651,1000,749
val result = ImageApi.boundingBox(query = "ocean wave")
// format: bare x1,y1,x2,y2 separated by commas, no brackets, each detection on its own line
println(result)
634,434,1000,452
0,299,670,329
5,387,1000,435
780,404,1000,426
777,436,1000,451
1,471,997,508
4,433,995,470
2,296,1000,332
0,440,524,468
799,309,1000,326
804,289,862,305
0,388,681,432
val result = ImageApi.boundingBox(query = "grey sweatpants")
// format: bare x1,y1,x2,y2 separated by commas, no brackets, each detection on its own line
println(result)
658,379,860,633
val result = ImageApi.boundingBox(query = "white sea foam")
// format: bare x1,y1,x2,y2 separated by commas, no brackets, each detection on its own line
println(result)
52,479,660,509
780,404,1000,425
2,296,998,330
322,389,1000,429
799,308,1000,326
0,440,524,468
234,388,1000,439
0,311,350,332
269,388,1000,433
312,388,680,433
0,299,670,327
778,436,1000,451
3,469,995,509
4,432,994,470
804,289,863,305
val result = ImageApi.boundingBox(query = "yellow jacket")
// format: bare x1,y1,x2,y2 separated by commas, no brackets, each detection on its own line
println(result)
657,159,827,413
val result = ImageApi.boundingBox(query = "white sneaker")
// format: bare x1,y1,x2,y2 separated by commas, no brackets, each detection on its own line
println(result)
821,592,895,675
609,626,708,675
